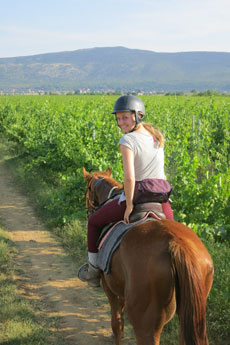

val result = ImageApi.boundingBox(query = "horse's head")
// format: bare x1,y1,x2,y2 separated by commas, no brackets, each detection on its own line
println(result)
82,167,122,216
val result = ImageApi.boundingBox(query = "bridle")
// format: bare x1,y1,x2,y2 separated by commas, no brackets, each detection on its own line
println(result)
85,176,122,217
85,177,102,213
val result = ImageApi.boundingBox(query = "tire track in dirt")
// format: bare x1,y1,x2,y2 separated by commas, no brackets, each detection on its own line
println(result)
0,159,114,345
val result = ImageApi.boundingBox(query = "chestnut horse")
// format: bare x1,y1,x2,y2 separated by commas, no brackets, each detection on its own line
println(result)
82,167,214,345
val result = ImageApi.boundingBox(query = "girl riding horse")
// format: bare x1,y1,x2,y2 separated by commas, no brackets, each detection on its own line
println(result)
78,95,173,287
80,167,213,345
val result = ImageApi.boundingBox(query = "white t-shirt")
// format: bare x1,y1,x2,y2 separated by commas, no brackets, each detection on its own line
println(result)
119,131,166,181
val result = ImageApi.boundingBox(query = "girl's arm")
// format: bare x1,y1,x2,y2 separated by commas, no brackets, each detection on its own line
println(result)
120,144,135,223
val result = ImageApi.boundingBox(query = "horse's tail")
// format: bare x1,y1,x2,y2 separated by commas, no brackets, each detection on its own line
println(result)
170,238,209,345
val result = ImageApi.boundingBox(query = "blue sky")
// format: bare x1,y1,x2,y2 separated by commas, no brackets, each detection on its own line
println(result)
0,0,229,58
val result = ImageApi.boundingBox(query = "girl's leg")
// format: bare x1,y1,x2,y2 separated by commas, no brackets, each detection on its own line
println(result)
162,201,174,220
78,199,126,286
88,199,126,253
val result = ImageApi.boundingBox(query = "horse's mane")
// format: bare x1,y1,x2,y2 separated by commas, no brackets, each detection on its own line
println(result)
92,171,123,189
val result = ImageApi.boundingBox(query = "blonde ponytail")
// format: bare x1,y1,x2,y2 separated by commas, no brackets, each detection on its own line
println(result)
141,122,165,147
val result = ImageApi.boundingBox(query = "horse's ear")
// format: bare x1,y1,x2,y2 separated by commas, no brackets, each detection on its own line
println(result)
82,167,91,181
106,166,111,176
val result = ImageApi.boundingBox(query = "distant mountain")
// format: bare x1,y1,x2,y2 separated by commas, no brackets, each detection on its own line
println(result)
0,46,230,92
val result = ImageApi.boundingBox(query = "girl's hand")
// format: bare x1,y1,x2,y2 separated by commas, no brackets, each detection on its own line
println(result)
124,204,133,224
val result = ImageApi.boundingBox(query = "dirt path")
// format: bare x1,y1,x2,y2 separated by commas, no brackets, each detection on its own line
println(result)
0,159,117,345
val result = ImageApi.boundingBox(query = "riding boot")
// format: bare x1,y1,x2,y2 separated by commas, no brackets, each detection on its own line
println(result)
78,252,100,287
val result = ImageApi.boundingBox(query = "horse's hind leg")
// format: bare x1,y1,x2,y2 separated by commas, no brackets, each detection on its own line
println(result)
133,324,163,345
102,277,125,345
125,261,176,345
127,295,176,345
126,300,167,345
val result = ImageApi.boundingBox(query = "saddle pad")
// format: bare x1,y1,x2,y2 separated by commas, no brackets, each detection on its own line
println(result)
97,215,155,274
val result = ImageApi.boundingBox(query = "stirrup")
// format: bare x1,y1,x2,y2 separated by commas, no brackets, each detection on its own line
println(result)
78,263,101,287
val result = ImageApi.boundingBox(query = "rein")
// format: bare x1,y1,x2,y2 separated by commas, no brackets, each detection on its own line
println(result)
107,186,119,199
85,178,100,212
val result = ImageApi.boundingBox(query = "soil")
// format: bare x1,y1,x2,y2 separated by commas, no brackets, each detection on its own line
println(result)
0,158,122,345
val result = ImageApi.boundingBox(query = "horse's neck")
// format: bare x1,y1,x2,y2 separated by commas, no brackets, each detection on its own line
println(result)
97,178,121,204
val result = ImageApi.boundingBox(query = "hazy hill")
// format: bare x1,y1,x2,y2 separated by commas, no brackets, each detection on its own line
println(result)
0,46,230,92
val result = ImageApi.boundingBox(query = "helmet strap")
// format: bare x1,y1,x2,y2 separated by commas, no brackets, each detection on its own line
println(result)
129,123,137,133
129,110,139,132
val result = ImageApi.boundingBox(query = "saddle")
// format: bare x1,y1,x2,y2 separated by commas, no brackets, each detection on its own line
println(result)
96,202,166,274
130,202,165,222
97,202,165,247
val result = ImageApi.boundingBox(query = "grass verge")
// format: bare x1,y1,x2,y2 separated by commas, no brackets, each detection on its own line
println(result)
204,238,230,344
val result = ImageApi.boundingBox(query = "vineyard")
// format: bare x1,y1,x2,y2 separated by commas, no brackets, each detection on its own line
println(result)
0,94,230,239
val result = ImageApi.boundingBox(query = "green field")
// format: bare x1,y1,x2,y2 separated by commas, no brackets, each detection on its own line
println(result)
0,94,229,235
0,94,230,344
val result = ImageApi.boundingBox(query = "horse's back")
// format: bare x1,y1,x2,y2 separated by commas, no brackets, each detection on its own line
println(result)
108,220,176,299
108,219,213,297
119,218,212,266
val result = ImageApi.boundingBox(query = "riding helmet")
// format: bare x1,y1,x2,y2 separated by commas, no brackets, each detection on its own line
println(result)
111,95,145,124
